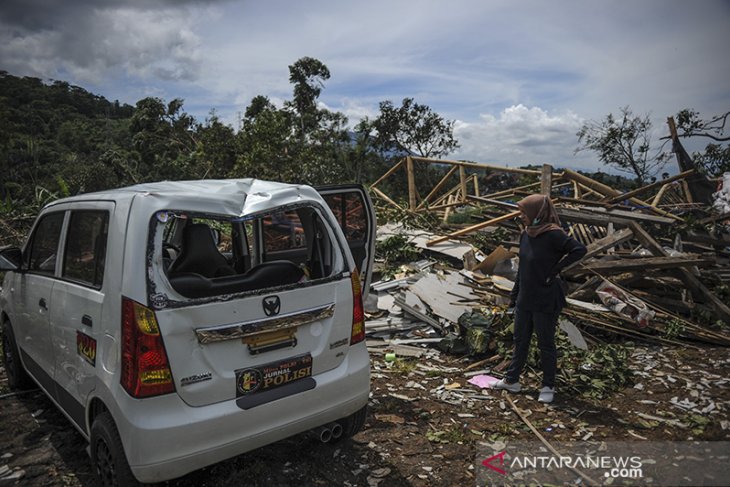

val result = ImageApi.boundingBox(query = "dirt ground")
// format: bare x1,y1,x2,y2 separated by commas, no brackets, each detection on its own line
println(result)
0,342,728,486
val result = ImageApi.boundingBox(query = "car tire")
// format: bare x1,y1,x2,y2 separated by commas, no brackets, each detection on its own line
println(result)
345,404,368,438
329,405,368,444
1,320,33,390
90,412,139,487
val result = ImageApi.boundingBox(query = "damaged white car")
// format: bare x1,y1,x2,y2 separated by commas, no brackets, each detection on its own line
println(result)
0,179,375,484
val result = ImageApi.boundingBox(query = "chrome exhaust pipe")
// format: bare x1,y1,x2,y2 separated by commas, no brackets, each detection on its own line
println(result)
315,425,332,443
329,422,343,440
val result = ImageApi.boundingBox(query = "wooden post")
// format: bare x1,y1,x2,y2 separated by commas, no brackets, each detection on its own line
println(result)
406,156,417,211
572,180,581,199
541,164,553,195
459,165,467,202
472,174,480,197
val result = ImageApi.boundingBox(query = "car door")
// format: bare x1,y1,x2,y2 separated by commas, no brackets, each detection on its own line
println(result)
14,211,66,397
50,205,111,430
317,184,376,296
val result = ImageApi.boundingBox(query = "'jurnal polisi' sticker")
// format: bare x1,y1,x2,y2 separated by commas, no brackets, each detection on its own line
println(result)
235,354,312,397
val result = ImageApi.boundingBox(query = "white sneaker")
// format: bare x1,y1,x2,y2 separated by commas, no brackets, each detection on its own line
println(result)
538,386,555,403
493,379,521,393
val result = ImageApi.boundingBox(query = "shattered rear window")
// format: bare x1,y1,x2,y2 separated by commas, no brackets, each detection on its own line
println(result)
149,204,344,302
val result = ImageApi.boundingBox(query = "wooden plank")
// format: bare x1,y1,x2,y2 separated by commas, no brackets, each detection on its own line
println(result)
563,169,681,221
570,256,715,275
410,156,547,176
427,210,520,246
569,227,634,267
417,165,458,210
629,221,730,324
541,163,552,195
578,206,675,225
406,156,417,211
604,169,695,204
459,165,468,202
651,183,670,206
371,187,403,210
370,158,404,188
572,180,581,199
466,195,518,210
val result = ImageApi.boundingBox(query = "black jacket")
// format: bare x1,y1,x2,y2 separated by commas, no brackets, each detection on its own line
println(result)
510,229,587,312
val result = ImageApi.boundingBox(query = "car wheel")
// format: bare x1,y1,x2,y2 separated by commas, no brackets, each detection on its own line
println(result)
1,320,33,390
90,412,139,487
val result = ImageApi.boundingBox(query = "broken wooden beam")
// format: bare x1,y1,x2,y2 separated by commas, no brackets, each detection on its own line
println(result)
563,228,634,273
568,255,716,276
629,221,730,325
604,169,696,204
427,210,520,246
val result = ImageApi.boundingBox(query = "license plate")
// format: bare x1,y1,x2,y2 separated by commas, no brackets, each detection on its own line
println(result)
235,353,312,397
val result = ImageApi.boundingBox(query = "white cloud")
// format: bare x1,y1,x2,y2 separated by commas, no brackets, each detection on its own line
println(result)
452,105,594,169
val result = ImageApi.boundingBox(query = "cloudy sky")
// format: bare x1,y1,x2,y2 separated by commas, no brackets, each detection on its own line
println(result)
2,0,728,172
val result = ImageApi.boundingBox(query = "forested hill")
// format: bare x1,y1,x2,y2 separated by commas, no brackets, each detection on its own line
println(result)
0,63,399,219
0,72,136,205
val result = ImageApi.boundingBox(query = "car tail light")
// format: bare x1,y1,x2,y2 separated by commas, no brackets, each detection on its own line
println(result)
350,270,365,345
121,297,175,398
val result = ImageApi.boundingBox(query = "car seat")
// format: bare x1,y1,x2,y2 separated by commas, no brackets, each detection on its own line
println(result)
168,223,236,278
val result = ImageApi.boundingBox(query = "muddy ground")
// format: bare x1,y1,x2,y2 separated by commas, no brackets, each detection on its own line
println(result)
0,343,728,486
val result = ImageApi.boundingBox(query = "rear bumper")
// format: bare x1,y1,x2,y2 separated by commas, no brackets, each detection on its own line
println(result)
112,344,369,483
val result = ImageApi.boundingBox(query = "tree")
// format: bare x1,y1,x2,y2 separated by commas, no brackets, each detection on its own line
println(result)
235,97,295,181
286,57,331,138
674,109,730,177
576,106,665,185
371,97,459,159
195,111,237,179
129,97,198,180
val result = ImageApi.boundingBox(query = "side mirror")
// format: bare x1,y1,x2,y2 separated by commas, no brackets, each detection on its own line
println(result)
0,247,22,271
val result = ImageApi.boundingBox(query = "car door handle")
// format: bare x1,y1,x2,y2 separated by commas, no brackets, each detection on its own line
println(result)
39,298,48,310
82,315,93,327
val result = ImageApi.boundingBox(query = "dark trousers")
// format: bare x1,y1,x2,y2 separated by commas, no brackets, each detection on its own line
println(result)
504,308,558,388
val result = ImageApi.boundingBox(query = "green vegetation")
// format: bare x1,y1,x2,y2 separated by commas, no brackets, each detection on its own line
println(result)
0,61,460,246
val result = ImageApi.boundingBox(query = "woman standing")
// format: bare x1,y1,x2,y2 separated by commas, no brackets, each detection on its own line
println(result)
494,194,586,403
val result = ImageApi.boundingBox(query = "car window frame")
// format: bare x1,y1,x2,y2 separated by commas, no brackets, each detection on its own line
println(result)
24,210,66,277
61,209,110,290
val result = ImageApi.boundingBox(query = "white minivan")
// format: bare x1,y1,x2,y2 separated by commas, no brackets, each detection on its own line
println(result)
0,179,375,485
